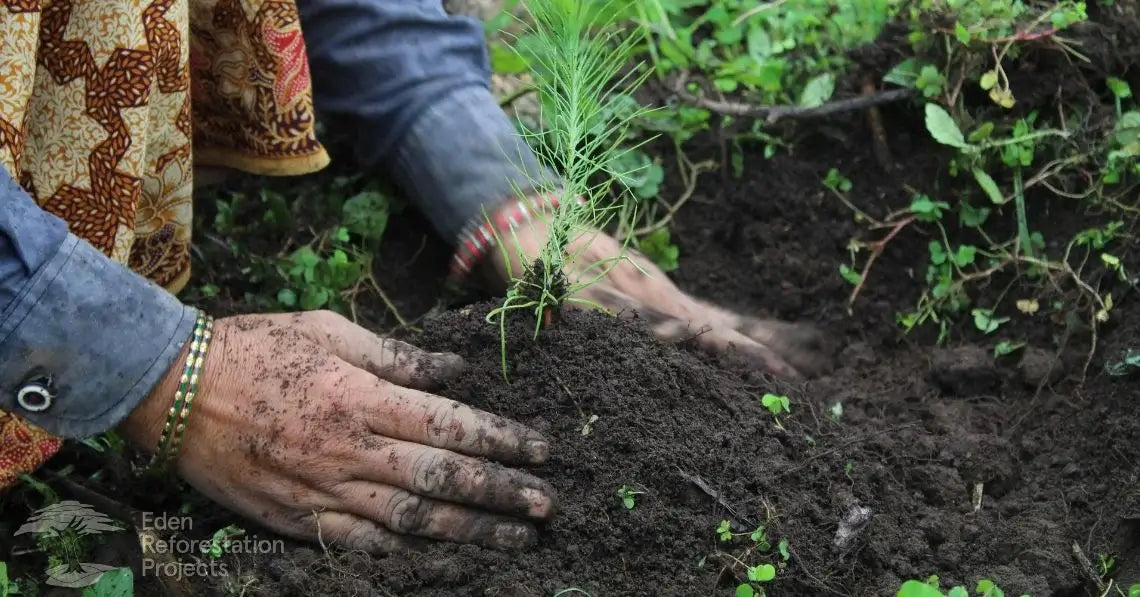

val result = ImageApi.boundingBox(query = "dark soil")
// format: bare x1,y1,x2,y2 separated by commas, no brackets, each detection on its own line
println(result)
194,121,1139,596
5,6,1140,597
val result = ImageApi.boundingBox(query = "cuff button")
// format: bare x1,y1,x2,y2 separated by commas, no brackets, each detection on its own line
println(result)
17,377,55,412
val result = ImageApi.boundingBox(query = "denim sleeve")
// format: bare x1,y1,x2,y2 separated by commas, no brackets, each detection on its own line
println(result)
0,165,198,439
296,0,560,242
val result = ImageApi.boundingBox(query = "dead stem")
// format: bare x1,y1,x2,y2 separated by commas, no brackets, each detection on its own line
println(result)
632,155,716,236
848,215,917,309
862,76,894,173
670,72,913,124
366,271,410,328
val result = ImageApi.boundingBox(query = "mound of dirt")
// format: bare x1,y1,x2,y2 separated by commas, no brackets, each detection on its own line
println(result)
196,291,1138,597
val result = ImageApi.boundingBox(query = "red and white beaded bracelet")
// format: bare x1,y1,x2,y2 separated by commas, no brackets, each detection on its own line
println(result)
446,191,588,287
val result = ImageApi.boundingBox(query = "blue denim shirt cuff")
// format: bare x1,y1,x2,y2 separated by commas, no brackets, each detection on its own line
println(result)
387,84,561,242
0,233,198,439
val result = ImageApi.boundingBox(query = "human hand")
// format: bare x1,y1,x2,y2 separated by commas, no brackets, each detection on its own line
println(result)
118,311,556,553
483,214,833,379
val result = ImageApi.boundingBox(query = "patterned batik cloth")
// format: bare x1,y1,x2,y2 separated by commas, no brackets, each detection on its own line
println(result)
0,0,331,490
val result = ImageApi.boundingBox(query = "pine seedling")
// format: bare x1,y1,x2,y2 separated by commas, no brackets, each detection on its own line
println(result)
483,0,660,381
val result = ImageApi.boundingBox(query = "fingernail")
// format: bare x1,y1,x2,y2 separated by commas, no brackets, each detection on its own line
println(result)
494,522,536,550
520,486,553,518
523,439,549,463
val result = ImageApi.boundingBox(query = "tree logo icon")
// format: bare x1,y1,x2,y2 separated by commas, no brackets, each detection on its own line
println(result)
14,500,126,587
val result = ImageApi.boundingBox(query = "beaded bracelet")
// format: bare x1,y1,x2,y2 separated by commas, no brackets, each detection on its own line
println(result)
147,312,214,472
446,192,588,289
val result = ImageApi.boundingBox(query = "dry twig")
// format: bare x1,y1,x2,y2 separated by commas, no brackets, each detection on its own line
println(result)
669,73,914,124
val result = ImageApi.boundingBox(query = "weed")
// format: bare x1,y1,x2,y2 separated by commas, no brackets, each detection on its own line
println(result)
616,485,644,509
828,401,844,421
714,519,786,597
1098,553,1116,577
760,393,791,430
898,576,1028,597
205,525,245,559
0,563,18,597
634,227,680,271
81,568,132,597
637,0,898,104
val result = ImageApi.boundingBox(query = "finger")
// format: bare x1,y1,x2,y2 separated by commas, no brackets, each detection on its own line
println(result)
731,315,835,377
571,283,665,321
335,481,540,551
344,367,552,466
273,508,433,555
694,300,835,377
349,436,557,519
292,310,465,390
580,286,804,378
695,326,804,379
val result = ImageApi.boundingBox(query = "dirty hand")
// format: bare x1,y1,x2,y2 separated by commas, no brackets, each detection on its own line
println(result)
485,212,832,379
118,311,556,552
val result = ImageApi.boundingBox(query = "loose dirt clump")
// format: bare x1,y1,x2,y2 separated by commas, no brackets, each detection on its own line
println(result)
196,284,1139,597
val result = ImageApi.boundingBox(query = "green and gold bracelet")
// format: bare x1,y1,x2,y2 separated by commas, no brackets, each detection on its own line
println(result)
148,311,215,471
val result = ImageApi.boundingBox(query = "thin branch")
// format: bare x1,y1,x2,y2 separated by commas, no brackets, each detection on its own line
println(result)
730,0,788,27
670,73,915,124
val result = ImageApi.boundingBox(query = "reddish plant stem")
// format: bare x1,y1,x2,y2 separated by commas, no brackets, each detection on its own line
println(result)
848,215,917,308
936,26,1059,44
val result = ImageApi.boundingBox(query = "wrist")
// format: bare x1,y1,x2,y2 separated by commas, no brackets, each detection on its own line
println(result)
117,338,190,453
117,312,216,470
446,192,585,290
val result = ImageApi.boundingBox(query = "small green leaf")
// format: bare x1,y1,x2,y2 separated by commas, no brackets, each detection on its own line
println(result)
490,43,529,74
954,22,971,44
954,245,977,267
300,286,330,310
925,104,969,148
968,122,995,142
277,288,297,307
755,59,785,92
883,58,922,88
972,168,1004,204
736,584,755,597
799,73,835,108
910,194,949,221
717,519,733,541
761,393,790,415
839,264,862,285
82,568,133,597
342,190,390,242
994,341,1025,357
747,26,772,60
777,537,791,560
714,78,738,92
636,228,680,272
959,201,990,228
897,580,945,597
1107,77,1133,99
0,562,10,597
748,564,776,582
972,308,1009,334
